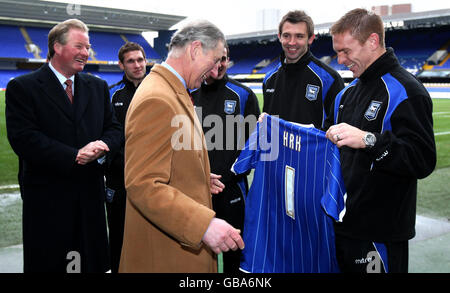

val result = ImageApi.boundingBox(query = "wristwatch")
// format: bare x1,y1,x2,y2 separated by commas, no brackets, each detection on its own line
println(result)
363,132,376,148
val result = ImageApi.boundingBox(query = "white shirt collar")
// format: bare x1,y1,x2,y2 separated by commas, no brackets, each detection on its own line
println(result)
161,62,187,89
48,61,75,90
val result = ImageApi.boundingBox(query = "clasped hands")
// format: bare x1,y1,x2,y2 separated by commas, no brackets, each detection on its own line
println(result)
76,140,109,165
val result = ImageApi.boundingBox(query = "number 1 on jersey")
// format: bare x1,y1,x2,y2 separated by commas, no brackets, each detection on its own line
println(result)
285,165,295,220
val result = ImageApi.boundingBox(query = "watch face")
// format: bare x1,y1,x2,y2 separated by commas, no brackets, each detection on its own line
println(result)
365,133,376,146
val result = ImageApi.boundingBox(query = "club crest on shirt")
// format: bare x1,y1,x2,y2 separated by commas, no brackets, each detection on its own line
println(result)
364,101,383,121
224,100,237,114
305,84,320,101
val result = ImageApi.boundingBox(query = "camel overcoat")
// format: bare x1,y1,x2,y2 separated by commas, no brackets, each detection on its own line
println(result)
119,64,217,273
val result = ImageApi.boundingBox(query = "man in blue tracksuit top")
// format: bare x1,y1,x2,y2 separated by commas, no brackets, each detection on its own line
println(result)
263,10,344,128
191,43,260,273
325,9,436,273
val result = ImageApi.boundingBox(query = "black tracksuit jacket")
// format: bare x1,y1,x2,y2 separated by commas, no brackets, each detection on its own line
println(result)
263,50,344,128
191,74,261,184
324,48,436,242
105,75,140,190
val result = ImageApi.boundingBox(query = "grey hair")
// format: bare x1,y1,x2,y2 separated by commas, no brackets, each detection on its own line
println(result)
168,20,225,56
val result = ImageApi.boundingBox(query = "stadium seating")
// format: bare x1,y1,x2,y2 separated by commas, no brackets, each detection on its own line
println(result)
89,31,125,61
228,41,280,74
87,71,125,86
0,24,160,63
434,57,450,69
0,69,32,88
1,23,449,88
25,26,49,59
0,25,31,58
226,27,450,76
0,23,161,88
123,34,161,60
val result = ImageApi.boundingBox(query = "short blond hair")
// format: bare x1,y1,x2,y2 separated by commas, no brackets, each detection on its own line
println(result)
330,8,385,48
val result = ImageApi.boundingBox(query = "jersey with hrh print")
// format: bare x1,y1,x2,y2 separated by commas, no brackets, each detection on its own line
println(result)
263,50,344,128
231,115,345,273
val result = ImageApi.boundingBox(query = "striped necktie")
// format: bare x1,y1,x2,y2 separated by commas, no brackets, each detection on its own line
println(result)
65,79,73,103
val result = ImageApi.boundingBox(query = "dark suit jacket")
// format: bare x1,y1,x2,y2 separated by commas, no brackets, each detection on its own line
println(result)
5,63,122,272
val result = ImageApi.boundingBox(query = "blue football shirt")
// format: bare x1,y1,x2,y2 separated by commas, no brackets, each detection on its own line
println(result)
231,115,346,273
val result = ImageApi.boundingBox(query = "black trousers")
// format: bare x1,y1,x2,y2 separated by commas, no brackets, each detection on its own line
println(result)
213,178,246,273
105,187,126,273
335,234,409,273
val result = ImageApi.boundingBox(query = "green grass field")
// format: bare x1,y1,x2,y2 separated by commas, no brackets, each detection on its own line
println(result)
0,91,19,186
0,90,449,248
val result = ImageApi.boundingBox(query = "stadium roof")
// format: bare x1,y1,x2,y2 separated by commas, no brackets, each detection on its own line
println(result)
226,8,450,44
0,0,186,33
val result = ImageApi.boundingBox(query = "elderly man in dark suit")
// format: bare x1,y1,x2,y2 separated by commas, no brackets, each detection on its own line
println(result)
5,19,122,273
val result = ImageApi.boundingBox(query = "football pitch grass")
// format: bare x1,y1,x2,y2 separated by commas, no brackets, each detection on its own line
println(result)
0,90,449,250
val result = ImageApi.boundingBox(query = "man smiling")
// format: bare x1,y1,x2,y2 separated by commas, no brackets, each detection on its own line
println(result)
120,20,244,273
325,8,436,273
6,19,122,272
263,10,344,128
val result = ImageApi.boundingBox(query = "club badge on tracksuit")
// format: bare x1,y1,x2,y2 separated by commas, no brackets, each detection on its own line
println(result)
305,84,320,101
224,100,237,114
364,101,383,121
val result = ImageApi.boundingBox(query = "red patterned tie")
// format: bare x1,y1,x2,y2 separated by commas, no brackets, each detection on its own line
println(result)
65,79,73,103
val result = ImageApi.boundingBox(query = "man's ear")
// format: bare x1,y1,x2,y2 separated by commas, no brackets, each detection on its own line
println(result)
189,40,202,60
118,61,124,71
308,34,316,46
53,42,62,56
368,33,380,50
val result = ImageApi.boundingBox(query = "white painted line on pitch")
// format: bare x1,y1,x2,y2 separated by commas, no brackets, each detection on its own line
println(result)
0,184,19,190
435,131,450,136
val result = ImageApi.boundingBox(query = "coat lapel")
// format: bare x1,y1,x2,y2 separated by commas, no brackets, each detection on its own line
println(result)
152,65,208,170
37,63,73,120
73,73,90,123
152,65,199,129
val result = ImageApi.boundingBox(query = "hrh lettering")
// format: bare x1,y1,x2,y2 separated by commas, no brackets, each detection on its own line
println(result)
283,131,301,152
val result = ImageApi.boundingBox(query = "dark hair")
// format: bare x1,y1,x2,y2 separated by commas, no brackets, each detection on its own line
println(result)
330,8,385,48
47,19,88,60
278,10,314,38
118,42,146,63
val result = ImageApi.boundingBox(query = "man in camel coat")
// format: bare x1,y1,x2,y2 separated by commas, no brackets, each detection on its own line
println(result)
119,20,245,273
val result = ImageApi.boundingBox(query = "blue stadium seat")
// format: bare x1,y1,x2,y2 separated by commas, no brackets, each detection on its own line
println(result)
434,58,450,69
124,34,161,60
228,41,280,74
26,26,49,59
85,71,125,87
0,24,161,63
0,69,32,88
89,31,125,61
0,25,30,58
